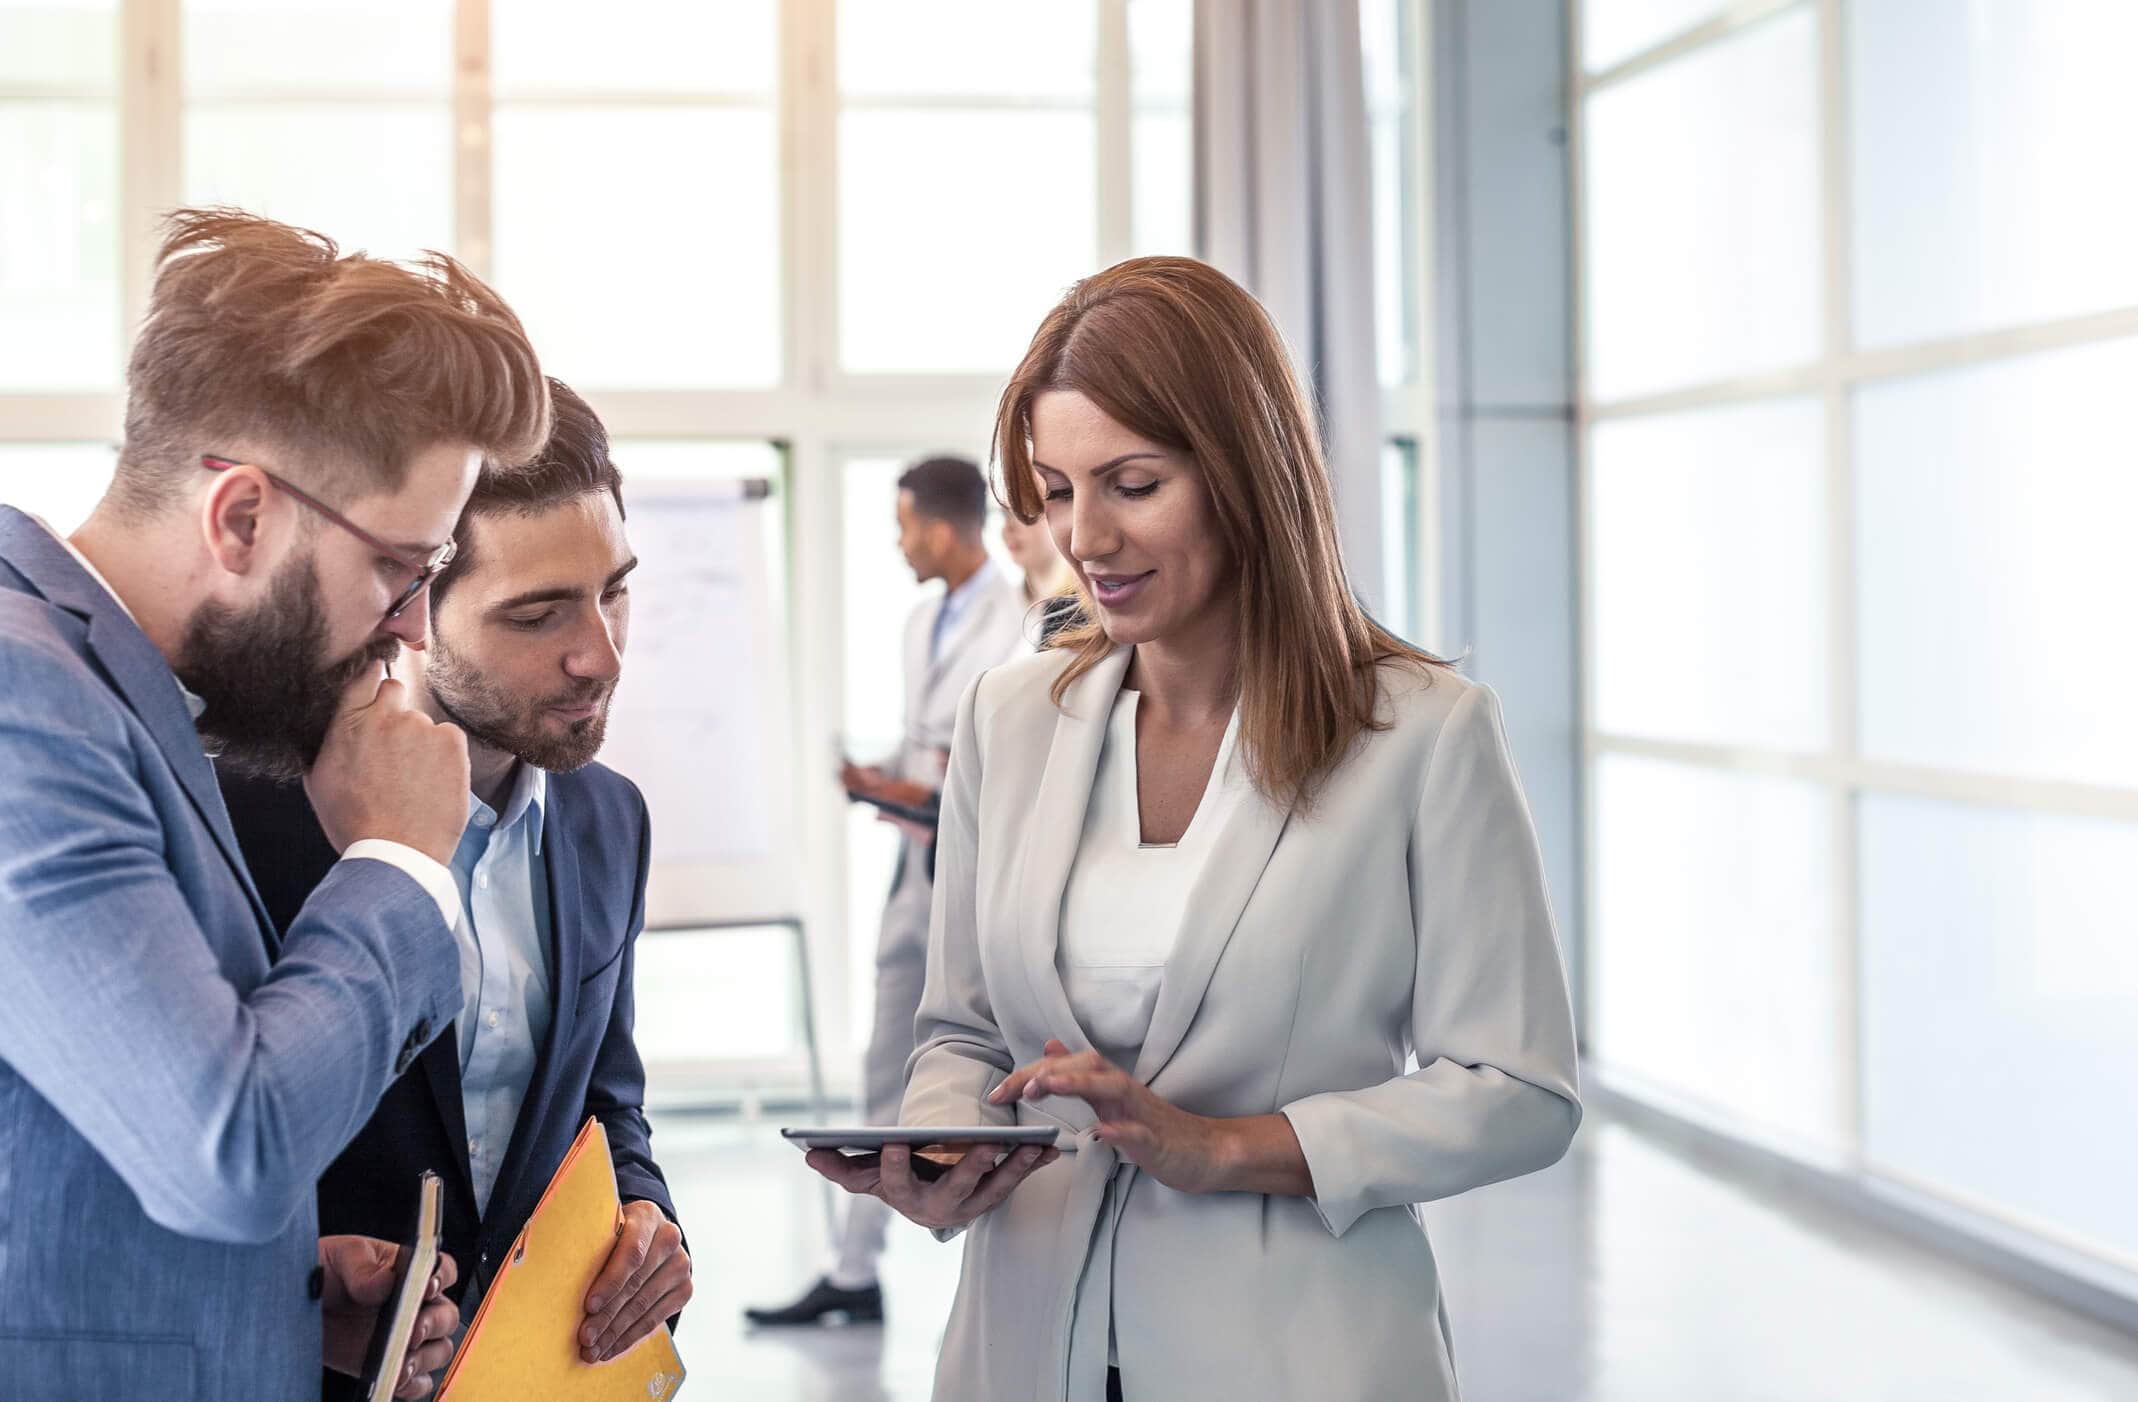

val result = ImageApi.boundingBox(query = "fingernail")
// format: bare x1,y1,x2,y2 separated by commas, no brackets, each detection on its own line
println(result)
586,1296,604,1315
583,1324,599,1346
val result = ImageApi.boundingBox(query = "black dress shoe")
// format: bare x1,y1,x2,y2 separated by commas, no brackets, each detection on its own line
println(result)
743,1275,885,1326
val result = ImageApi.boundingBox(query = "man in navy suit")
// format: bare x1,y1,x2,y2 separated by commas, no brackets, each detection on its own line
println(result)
222,381,691,1395
0,209,552,1399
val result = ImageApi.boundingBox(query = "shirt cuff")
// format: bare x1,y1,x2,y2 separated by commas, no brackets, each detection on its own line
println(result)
341,839,460,933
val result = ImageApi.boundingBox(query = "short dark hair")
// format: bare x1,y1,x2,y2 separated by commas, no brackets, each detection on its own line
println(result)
898,454,987,536
430,379,623,606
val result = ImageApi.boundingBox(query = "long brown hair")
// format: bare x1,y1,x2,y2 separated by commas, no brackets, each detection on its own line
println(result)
995,256,1442,810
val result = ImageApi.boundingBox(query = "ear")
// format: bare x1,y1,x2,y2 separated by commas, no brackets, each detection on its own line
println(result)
197,463,279,578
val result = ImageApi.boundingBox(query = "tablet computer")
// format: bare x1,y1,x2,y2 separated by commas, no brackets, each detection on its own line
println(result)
843,787,941,827
782,1126,1061,1181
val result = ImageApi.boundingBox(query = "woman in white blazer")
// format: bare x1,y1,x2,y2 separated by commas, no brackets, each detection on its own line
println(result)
806,257,1580,1402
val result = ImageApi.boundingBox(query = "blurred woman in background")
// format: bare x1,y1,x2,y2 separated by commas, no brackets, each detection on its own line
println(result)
1002,491,1079,650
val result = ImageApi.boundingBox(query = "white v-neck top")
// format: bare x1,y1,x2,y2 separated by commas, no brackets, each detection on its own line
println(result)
1056,690,1248,1070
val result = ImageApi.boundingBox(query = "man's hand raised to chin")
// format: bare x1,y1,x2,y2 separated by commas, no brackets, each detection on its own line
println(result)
307,664,469,866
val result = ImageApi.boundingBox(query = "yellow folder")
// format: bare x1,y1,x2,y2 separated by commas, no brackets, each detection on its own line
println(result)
439,1117,686,1401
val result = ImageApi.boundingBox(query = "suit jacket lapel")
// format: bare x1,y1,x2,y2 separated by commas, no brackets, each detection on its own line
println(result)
1132,783,1291,1085
0,510,278,947
1014,647,1133,1075
489,790,581,1218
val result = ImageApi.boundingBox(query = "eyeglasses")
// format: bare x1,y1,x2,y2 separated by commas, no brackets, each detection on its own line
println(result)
201,455,457,621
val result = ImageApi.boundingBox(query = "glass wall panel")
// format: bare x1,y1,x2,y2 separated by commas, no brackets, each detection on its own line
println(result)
839,111,1095,373
493,0,775,96
1582,0,1729,75
0,0,114,86
185,0,450,91
1861,792,2138,1264
493,108,781,388
1129,0,1193,257
1583,9,1819,401
182,0,452,259
838,0,1095,101
1856,338,2138,789
0,104,118,388
1591,397,1826,751
1593,753,1842,1151
1850,0,2138,348
184,106,452,258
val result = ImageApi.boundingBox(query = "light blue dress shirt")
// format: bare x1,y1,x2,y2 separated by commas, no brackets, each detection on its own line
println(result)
929,559,1000,663
448,761,554,1215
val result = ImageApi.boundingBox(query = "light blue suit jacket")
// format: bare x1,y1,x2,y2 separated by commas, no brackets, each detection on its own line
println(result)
0,506,463,1400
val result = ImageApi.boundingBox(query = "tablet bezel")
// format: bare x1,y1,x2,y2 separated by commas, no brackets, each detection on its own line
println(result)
780,1125,1063,1152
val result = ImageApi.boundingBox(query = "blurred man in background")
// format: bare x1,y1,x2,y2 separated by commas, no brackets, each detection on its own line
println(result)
747,454,1023,1326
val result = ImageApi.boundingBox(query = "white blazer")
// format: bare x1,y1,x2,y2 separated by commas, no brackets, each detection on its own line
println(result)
876,562,1030,960
902,645,1581,1402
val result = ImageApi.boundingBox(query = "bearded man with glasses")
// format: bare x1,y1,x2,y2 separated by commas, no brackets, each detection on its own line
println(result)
0,208,550,1401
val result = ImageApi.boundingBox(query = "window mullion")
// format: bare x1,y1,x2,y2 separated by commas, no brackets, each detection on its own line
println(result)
1096,0,1132,266
120,0,181,366
453,0,493,276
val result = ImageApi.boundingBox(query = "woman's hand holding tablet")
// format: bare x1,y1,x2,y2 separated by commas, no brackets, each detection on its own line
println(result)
784,1126,1063,1228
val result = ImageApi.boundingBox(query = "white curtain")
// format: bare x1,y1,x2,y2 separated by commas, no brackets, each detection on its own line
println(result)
1195,0,1384,612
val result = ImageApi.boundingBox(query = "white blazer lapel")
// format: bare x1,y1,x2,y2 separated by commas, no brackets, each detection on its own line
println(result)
1013,646,1133,1067
1132,768,1293,1086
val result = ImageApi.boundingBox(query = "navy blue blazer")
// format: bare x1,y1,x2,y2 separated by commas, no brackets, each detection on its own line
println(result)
219,758,679,1387
0,507,462,1401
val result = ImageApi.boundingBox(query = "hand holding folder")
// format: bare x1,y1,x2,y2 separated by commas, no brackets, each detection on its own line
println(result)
439,1118,686,1402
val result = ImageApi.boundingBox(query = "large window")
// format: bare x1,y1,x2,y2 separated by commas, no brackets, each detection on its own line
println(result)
182,0,455,258
1577,0,2138,1290
1,0,1433,1101
0,0,120,391
491,0,783,389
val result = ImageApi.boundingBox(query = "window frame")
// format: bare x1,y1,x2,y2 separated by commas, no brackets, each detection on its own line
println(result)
1571,0,2138,1294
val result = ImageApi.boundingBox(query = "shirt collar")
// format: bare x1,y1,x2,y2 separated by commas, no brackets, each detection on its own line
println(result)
940,558,998,623
30,514,208,722
467,759,549,855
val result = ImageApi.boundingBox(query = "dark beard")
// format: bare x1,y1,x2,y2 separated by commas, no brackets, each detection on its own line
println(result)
176,554,396,782
427,632,611,774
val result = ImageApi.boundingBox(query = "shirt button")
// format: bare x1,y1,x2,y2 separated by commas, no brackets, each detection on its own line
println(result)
469,1137,479,1156
477,872,491,890
475,811,494,828
486,1010,500,1029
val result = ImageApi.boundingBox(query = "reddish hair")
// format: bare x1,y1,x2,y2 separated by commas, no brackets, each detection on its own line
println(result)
113,207,551,517
995,256,1442,809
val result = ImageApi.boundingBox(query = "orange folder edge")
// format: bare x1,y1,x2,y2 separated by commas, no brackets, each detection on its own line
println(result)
438,1117,686,1401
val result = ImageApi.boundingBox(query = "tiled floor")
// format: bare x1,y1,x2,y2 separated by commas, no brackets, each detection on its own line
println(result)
652,1107,2138,1401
